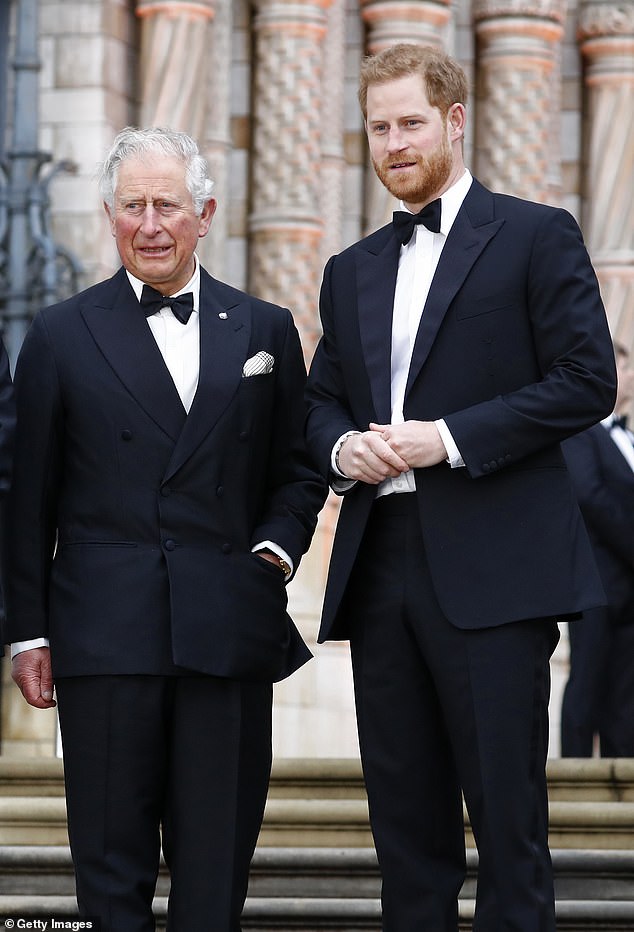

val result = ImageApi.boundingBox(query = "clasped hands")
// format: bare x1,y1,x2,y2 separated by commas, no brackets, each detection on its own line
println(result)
337,421,447,485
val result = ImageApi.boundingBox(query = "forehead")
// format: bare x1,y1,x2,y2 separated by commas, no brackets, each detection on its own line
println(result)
366,74,433,120
115,154,189,194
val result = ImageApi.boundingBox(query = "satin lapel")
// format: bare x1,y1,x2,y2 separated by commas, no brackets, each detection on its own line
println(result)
164,276,250,481
405,195,504,397
357,228,401,424
80,270,187,441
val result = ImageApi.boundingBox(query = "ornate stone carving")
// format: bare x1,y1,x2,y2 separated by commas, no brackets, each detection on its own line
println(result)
473,0,564,201
250,0,331,355
579,0,634,340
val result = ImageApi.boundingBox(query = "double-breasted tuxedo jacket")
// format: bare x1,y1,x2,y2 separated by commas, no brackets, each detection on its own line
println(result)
306,178,616,640
5,266,324,681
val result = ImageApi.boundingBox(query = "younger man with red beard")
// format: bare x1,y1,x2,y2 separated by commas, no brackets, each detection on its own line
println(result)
305,44,615,930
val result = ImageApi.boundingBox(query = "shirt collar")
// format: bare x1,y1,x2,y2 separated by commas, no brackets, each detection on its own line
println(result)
399,169,473,239
126,254,201,313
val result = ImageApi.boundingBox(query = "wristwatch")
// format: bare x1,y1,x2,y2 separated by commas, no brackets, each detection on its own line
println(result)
261,549,291,577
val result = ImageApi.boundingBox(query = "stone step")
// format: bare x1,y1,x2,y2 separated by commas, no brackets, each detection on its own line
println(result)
1,846,633,902
1,794,634,849
1,757,633,802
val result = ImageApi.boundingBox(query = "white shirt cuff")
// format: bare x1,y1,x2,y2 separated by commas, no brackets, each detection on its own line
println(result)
435,419,465,468
11,638,50,659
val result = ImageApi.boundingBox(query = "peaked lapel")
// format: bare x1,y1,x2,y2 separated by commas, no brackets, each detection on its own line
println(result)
164,269,251,481
356,227,401,424
80,269,187,441
405,180,504,398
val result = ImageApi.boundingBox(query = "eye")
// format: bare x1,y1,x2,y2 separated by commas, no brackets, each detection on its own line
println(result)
371,123,388,135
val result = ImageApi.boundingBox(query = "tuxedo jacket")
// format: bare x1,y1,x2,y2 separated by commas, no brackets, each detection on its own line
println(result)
562,423,634,622
306,178,616,641
5,266,325,681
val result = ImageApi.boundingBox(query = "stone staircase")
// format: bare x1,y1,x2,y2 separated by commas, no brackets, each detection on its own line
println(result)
0,757,632,929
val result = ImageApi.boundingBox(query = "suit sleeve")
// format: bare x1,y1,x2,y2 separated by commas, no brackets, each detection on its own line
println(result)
249,310,327,571
0,339,16,648
444,208,616,478
563,428,634,566
3,314,63,643
305,256,365,481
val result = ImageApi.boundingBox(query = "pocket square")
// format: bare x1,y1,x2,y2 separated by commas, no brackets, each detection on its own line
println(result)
242,351,275,378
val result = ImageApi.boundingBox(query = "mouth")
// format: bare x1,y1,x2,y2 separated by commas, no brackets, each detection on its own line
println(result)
138,246,171,257
388,160,416,171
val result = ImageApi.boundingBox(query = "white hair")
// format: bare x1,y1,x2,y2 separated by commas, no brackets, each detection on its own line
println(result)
99,126,215,215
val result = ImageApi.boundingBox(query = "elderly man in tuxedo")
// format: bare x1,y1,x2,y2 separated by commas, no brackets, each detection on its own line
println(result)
561,341,634,757
5,126,324,932
305,44,616,931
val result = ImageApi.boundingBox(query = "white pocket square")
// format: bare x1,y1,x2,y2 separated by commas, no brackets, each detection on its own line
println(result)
242,351,275,377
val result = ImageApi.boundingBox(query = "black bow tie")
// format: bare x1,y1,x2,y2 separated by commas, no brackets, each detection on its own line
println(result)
392,199,442,245
140,284,195,325
612,414,629,430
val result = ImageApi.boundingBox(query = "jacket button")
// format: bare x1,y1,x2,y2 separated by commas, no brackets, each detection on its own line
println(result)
164,539,176,551
216,486,224,497
161,486,171,497
239,430,249,441
121,429,132,441
221,542,232,554
482,463,490,473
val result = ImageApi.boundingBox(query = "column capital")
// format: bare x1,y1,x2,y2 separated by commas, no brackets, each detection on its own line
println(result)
252,0,330,37
473,0,566,21
360,0,452,51
136,0,215,20
578,0,634,83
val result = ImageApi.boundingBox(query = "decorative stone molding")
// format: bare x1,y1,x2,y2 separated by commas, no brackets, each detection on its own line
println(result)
473,0,565,201
578,0,634,343
250,0,332,355
360,0,452,52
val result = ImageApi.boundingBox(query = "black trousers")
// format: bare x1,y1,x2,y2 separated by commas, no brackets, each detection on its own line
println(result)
56,674,272,932
345,494,558,932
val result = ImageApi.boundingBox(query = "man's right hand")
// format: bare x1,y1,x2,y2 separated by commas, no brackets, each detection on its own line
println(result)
12,647,56,709
337,430,410,484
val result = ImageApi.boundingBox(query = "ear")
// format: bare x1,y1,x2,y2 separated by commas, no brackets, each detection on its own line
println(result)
103,202,116,237
198,198,217,238
447,103,466,142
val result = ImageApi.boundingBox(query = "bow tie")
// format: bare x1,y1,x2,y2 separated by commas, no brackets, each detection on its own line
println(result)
392,199,442,245
612,414,629,430
140,284,195,325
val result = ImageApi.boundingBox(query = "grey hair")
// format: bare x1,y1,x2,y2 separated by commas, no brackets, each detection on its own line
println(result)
99,126,215,215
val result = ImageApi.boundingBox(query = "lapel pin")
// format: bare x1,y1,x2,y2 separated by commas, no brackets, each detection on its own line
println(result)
218,312,228,320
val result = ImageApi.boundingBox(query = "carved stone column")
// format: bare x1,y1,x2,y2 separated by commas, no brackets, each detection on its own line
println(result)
359,0,452,233
135,1,216,136
320,0,346,269
473,0,566,202
135,1,232,279
578,0,634,343
250,0,331,357
360,0,451,52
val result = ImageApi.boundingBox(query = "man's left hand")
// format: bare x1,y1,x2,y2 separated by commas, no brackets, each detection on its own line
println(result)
370,421,447,468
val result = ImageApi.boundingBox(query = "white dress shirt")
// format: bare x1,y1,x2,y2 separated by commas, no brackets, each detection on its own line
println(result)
332,170,473,494
12,257,291,659
603,414,634,472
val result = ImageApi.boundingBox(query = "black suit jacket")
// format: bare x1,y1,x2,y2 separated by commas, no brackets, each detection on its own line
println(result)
562,423,634,621
0,340,15,643
5,266,325,681
306,178,616,640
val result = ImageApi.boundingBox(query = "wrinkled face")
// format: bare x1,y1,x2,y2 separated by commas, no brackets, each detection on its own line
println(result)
104,154,215,295
365,74,464,212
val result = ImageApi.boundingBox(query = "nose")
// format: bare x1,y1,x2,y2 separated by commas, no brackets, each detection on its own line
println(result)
386,126,408,153
139,205,160,234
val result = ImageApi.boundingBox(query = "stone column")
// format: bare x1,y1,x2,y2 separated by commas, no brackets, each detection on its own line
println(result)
473,0,567,202
136,1,216,136
360,0,452,51
250,0,331,358
319,0,346,269
135,1,233,280
578,0,634,344
359,0,452,233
